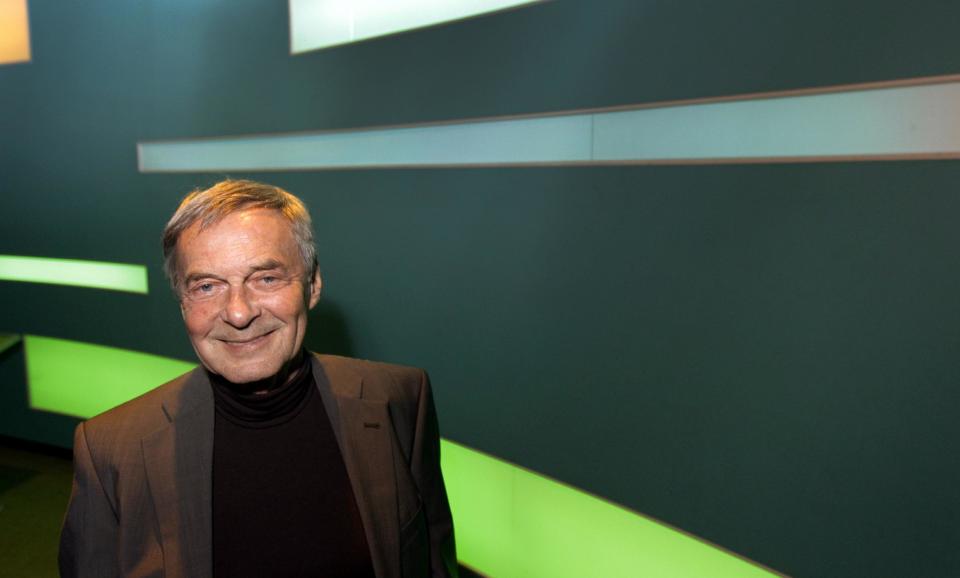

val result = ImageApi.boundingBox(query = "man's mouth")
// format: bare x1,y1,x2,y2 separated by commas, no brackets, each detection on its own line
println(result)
218,329,276,347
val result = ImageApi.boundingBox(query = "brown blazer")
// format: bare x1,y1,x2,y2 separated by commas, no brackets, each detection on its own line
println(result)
59,354,458,578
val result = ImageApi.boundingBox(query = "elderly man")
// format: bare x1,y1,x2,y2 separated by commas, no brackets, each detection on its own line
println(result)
59,180,457,578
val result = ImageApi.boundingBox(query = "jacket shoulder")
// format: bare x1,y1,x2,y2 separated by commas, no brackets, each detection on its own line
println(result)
80,368,201,443
317,353,422,378
314,353,427,400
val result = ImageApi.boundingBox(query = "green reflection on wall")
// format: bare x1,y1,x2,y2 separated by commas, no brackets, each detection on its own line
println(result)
25,335,195,418
441,439,779,578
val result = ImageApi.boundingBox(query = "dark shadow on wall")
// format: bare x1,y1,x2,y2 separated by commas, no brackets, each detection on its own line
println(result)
0,340,78,449
304,300,355,358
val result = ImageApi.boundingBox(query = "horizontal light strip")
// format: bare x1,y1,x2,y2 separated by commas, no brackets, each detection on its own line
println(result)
289,0,541,53
441,439,780,578
139,78,960,171
592,81,960,161
0,255,149,294
0,0,31,65
140,114,592,170
17,335,779,574
24,335,197,418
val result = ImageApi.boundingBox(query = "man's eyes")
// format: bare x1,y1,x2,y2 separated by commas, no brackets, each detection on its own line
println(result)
185,274,291,299
186,281,223,300
252,274,289,289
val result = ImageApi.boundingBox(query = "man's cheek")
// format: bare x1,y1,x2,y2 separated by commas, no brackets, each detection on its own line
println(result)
182,305,213,332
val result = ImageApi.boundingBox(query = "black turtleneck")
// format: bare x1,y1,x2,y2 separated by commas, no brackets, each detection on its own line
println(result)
211,354,375,578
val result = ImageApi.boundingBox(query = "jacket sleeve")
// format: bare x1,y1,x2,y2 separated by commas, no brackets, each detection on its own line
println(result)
59,421,121,578
411,369,459,578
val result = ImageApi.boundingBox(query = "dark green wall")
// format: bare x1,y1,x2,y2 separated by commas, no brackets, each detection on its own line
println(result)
2,1,960,576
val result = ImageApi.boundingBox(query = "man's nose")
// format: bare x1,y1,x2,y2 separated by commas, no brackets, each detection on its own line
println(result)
221,285,259,328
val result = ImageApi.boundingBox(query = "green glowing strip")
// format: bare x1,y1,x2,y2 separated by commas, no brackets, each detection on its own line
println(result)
0,255,148,294
24,335,196,419
441,439,779,578
20,334,779,575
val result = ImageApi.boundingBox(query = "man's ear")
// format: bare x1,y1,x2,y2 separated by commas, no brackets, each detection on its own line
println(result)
308,269,322,309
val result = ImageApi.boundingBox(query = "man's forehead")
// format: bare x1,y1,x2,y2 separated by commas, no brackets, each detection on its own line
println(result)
188,206,286,233
178,209,300,268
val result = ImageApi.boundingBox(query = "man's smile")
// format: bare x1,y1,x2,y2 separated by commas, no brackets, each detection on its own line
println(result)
218,329,277,348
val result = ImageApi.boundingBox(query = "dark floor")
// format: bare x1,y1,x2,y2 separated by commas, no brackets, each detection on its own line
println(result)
0,438,73,578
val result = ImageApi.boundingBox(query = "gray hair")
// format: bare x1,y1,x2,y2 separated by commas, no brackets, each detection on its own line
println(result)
162,179,318,292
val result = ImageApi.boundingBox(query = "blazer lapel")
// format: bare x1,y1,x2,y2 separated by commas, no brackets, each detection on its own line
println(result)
141,369,214,578
313,355,400,578
137,357,399,578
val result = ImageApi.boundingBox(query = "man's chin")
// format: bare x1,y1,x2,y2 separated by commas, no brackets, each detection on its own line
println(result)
215,366,280,385
200,356,283,386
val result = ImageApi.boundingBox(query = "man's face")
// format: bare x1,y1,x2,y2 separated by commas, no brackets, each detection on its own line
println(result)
176,208,321,384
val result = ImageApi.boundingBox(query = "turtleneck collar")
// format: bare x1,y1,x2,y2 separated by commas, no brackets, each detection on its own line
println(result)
210,351,314,428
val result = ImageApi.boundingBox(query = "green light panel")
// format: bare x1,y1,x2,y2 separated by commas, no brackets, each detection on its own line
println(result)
18,334,780,575
441,439,779,578
139,79,960,172
0,255,149,294
25,335,196,419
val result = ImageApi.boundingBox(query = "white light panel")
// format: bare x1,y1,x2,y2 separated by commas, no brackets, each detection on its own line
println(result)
290,0,542,52
139,80,960,172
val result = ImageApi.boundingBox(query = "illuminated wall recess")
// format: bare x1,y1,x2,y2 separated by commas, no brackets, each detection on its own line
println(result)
0,255,149,294
24,335,196,418
289,0,541,53
442,440,779,578
0,0,31,65
19,334,780,576
139,78,960,172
